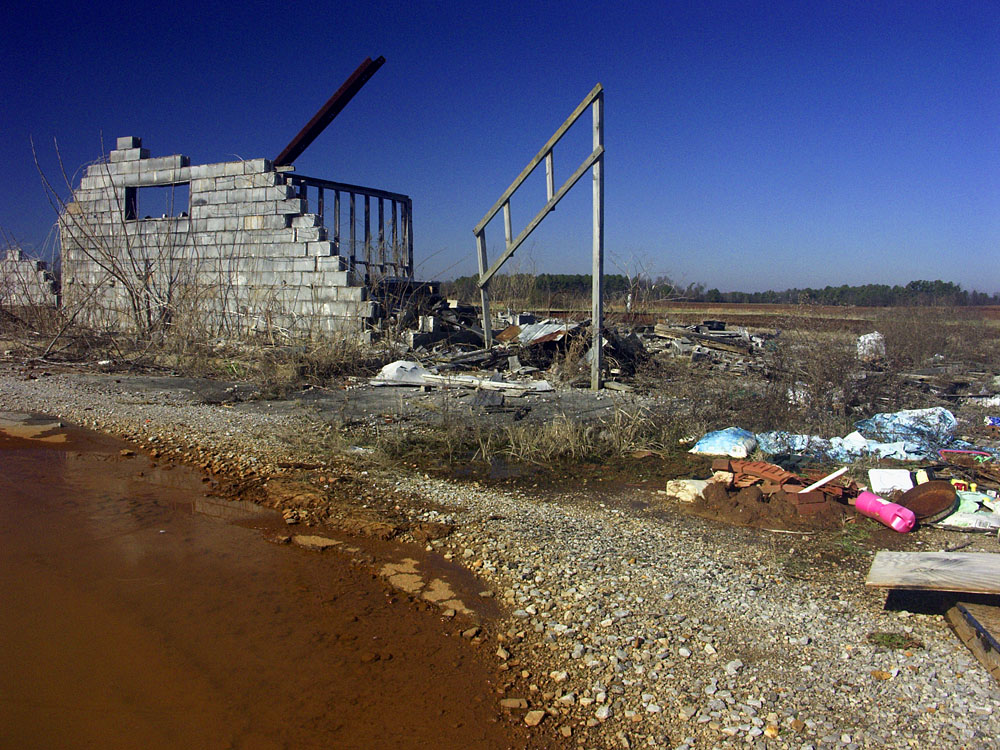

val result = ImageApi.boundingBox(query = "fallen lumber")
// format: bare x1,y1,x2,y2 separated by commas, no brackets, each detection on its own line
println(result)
946,602,1000,683
865,551,1000,595
652,324,750,354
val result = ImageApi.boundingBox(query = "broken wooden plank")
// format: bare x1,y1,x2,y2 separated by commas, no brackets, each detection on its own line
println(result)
946,602,1000,683
865,551,1000,595
960,602,1000,652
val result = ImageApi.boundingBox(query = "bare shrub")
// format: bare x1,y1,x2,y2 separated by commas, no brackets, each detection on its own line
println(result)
874,307,999,369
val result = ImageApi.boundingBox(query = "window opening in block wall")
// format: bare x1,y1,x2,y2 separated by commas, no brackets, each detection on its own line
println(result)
124,183,190,220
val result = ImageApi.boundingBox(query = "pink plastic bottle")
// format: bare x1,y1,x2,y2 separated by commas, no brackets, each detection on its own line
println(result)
855,491,915,533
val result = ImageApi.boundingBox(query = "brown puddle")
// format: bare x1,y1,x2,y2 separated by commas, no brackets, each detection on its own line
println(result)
0,414,545,749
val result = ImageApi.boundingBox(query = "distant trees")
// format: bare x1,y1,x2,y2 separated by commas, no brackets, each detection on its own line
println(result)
441,274,999,308
694,280,997,307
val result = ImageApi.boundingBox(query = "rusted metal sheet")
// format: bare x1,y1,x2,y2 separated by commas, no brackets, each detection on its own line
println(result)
493,321,579,346
495,325,522,343
898,480,958,521
274,56,386,167
517,321,578,345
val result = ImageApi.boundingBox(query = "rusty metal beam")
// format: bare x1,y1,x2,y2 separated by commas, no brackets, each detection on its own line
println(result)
274,55,386,167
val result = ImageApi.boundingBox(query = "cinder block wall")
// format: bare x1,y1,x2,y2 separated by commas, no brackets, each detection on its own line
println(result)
0,248,58,308
59,136,375,337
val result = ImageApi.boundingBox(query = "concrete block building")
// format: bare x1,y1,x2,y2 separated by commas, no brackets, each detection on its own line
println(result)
59,137,413,337
0,248,58,309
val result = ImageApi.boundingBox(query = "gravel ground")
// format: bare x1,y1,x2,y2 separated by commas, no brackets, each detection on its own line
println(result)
3,365,999,749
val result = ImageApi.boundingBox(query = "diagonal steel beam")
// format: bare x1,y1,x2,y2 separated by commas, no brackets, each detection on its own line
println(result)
274,55,386,167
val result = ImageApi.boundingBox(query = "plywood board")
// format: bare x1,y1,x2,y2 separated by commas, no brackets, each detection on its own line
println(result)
865,551,1000,595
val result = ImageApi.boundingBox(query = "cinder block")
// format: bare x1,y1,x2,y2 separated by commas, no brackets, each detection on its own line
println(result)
245,241,282,255
264,214,290,231
319,300,376,319
306,241,333,256
233,172,281,189
265,186,293,200
226,188,252,203
149,167,192,184
293,214,320,228
259,257,314,273
257,228,296,243
110,147,150,162
188,163,227,179
79,175,116,190
116,136,142,150
188,232,216,246
242,158,272,175
315,255,350,272
312,270,352,287
294,227,324,242
243,215,288,231
191,178,215,192
139,155,189,172
275,199,306,215
204,203,244,218
253,172,281,187
85,164,111,178
113,160,144,174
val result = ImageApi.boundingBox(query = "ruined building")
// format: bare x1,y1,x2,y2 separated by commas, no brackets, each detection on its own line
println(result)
58,136,413,337
0,248,58,309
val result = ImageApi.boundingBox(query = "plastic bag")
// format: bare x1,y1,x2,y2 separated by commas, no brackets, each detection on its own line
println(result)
689,428,757,458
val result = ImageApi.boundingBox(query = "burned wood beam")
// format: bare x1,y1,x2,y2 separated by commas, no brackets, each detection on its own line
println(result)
274,55,386,167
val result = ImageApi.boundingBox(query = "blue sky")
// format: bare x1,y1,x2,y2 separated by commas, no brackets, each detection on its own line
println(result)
2,1,997,293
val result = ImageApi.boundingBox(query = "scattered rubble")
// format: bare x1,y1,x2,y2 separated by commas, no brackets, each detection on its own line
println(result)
1,365,999,748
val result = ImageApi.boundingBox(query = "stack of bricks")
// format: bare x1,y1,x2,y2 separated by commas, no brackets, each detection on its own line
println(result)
0,248,58,308
712,458,837,516
59,136,374,336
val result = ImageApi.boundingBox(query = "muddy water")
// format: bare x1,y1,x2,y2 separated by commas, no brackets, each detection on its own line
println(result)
0,415,534,749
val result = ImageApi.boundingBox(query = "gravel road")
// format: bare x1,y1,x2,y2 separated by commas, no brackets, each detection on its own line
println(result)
3,364,998,749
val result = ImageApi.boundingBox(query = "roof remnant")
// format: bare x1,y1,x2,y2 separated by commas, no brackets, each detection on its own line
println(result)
496,320,579,346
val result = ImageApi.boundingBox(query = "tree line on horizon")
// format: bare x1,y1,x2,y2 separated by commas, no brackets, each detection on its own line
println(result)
443,274,1000,307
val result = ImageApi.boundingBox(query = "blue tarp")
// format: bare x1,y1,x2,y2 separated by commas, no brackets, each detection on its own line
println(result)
699,407,997,463
854,406,957,446
754,407,969,462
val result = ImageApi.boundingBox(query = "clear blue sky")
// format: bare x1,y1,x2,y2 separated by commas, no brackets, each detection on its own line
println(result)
2,1,997,293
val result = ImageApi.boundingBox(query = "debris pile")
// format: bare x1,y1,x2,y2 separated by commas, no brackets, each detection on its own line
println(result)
696,458,858,526
673,408,1000,536
644,319,773,372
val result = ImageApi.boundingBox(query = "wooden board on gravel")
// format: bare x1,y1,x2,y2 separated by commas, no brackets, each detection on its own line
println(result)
865,551,1000,594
